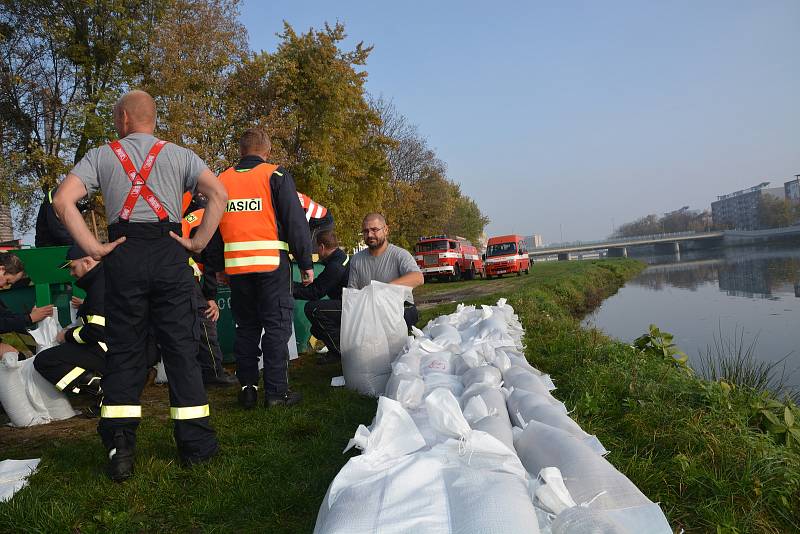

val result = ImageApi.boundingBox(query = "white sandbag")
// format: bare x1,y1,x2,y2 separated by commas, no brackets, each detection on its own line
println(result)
504,367,551,396
461,381,501,403
24,360,79,421
385,373,425,410
419,351,453,375
518,403,607,455
428,323,461,347
506,389,567,422
0,353,49,427
423,373,464,398
460,365,502,388
0,459,40,503
472,414,515,453
424,388,471,441
28,316,61,353
341,282,411,396
483,346,512,372
550,502,672,534
392,351,422,376
344,396,426,460
514,420,653,512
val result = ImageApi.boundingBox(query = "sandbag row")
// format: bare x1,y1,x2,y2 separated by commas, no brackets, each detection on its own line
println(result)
316,299,671,534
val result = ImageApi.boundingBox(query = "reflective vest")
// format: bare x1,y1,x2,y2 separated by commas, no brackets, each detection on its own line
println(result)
218,163,288,275
182,208,205,278
297,192,328,222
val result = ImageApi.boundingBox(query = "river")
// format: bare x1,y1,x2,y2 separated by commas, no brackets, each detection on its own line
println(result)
583,242,800,393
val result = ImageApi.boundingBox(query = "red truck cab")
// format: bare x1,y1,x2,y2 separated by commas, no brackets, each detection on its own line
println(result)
414,235,484,282
484,234,530,278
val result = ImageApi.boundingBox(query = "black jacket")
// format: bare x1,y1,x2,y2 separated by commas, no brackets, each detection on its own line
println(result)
292,248,350,301
65,263,106,355
0,299,33,334
206,156,313,272
35,189,74,247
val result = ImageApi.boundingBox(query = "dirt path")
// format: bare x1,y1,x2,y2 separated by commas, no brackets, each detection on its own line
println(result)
414,275,531,310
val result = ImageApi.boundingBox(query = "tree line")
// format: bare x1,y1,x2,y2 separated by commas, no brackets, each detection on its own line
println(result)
0,0,489,249
612,209,712,238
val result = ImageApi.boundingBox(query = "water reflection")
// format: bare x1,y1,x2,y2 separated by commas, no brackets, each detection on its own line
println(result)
585,242,800,392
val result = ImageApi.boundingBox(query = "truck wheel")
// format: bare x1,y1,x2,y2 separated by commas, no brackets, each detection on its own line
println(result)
451,264,461,282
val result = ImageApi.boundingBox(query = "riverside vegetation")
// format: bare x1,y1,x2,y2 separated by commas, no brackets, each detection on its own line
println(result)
1,259,798,532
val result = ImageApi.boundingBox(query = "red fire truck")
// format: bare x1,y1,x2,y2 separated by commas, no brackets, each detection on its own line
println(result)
484,234,530,278
414,235,484,281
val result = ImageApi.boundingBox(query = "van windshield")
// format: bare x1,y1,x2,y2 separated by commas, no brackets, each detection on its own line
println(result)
415,240,449,253
486,242,517,257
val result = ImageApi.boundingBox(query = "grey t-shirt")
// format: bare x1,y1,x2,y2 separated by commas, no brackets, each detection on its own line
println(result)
348,243,421,303
70,132,208,223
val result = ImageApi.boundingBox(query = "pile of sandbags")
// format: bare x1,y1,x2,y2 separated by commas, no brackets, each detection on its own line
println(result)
316,299,672,534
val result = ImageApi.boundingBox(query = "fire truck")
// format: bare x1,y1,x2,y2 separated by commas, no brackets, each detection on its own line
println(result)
414,235,484,282
484,234,530,278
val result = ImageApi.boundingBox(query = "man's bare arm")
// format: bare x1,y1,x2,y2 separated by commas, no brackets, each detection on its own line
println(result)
53,174,125,260
391,271,424,289
170,168,227,253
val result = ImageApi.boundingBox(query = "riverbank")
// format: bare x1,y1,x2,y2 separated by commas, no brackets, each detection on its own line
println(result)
419,258,800,532
1,259,798,532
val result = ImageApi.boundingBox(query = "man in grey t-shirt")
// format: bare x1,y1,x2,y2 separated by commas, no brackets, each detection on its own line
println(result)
350,213,423,325
53,90,227,481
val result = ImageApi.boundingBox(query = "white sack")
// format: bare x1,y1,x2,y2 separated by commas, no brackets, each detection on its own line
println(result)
460,365,502,388
424,388,471,441
0,459,40,502
507,388,567,422
385,373,425,410
420,351,454,376
514,420,654,512
341,282,411,396
391,351,421,376
23,361,79,421
423,373,464,398
28,316,61,353
0,352,48,427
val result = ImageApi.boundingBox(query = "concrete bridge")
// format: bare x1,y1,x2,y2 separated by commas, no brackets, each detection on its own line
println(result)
529,231,724,261
530,226,800,261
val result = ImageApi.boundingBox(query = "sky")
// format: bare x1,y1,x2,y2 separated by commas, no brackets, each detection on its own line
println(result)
239,0,800,243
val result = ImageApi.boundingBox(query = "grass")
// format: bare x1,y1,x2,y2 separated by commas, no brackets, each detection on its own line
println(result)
2,258,799,533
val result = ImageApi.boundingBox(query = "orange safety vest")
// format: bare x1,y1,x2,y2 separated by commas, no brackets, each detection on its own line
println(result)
297,192,328,221
182,207,205,278
218,163,288,275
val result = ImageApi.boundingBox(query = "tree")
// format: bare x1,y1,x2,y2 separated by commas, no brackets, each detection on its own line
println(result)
0,0,162,232
443,190,490,244
758,195,799,229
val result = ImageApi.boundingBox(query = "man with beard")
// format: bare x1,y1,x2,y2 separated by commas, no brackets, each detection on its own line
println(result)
348,213,423,329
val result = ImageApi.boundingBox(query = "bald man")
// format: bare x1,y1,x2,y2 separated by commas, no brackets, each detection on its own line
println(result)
54,89,226,481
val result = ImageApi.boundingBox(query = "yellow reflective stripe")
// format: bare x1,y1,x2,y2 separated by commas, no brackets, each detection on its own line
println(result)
86,315,106,326
98,341,108,352
224,240,289,252
101,405,141,418
188,258,202,277
56,366,85,391
274,171,283,176
170,405,210,420
342,256,350,266
72,326,85,344
225,256,281,268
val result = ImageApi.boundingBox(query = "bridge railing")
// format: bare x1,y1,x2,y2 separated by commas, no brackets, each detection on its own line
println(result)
532,230,719,253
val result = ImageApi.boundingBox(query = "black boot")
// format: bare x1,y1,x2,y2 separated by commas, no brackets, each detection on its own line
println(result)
73,371,102,397
238,385,258,410
265,390,303,408
106,431,135,482
203,369,238,387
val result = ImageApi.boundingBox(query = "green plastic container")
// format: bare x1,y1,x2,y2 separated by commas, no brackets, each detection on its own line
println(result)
214,262,324,363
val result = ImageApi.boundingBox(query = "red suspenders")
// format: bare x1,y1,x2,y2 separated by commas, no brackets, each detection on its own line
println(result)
108,139,170,222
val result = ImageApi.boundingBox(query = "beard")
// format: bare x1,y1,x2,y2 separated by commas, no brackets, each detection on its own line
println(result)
366,235,386,250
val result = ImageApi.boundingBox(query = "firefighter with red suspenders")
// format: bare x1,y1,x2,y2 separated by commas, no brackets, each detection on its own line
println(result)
54,90,228,482
215,128,313,409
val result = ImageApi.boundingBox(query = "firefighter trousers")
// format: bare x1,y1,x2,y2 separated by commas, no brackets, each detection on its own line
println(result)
33,343,106,393
99,222,217,462
229,262,293,395
193,284,224,379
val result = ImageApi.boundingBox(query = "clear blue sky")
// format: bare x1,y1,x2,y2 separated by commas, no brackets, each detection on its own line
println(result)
242,1,800,242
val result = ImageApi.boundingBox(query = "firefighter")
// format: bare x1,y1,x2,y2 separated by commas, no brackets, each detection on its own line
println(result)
292,230,349,364
0,252,55,329
35,186,76,248
53,90,227,481
33,246,105,412
181,194,236,387
215,128,313,409
297,192,334,248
